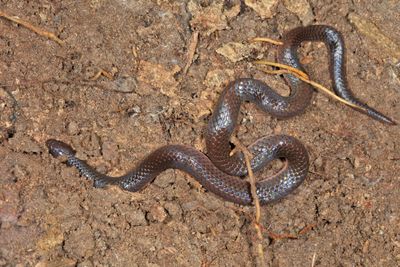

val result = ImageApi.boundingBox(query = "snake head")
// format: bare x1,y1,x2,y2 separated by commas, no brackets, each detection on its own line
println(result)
46,139,76,158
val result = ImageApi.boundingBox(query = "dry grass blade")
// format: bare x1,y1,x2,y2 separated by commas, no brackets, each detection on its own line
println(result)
311,251,317,267
231,136,265,266
0,10,64,45
250,37,283,46
90,69,114,80
183,31,199,75
254,60,309,80
254,60,368,112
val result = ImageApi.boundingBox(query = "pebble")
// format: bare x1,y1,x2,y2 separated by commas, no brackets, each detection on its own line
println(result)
36,228,64,251
67,121,80,135
354,157,361,169
153,171,175,188
216,42,254,63
147,205,168,223
283,0,314,25
126,209,148,226
244,0,279,19
181,201,199,212
137,61,180,98
349,13,400,59
108,76,137,93
164,202,183,219
127,105,141,118
188,0,228,36
314,156,324,169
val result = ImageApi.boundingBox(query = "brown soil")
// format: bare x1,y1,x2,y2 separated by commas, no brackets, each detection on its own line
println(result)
1,1,399,266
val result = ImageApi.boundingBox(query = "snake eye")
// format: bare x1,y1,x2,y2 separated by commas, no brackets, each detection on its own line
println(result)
46,139,76,158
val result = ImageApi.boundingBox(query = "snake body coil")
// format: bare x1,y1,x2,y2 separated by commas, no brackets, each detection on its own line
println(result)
46,25,395,205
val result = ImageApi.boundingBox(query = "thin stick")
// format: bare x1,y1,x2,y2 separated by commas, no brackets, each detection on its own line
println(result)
254,60,310,80
298,75,365,111
267,231,297,240
261,69,292,76
0,10,64,45
250,37,283,46
231,136,265,266
311,251,317,267
183,31,199,75
254,60,368,112
90,69,114,80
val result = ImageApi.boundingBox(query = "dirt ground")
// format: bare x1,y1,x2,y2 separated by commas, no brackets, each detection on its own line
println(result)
1,0,399,266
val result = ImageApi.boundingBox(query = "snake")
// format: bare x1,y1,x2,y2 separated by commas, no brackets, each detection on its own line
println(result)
46,25,396,206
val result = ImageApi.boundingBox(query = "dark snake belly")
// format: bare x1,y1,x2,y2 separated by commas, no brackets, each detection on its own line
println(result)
46,25,395,206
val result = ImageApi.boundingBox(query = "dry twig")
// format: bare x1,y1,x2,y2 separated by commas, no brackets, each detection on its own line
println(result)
183,31,199,75
90,69,114,80
231,136,265,266
254,60,368,112
251,37,283,46
0,10,64,45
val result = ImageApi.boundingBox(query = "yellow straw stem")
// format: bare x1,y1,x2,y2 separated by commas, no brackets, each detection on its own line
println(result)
254,60,368,113
230,136,265,266
250,37,283,46
0,10,64,45
254,60,309,80
297,75,364,110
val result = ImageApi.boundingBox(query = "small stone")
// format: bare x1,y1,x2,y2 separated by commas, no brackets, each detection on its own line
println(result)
153,171,175,188
216,42,254,63
147,205,168,223
36,228,64,251
126,209,147,226
137,61,180,98
354,157,361,169
188,0,228,36
283,0,314,25
365,164,372,172
349,13,400,59
38,12,47,22
314,156,324,169
127,105,141,118
164,202,182,219
108,76,137,93
67,121,79,135
181,201,199,212
244,0,279,19
194,69,235,118
203,69,235,89
224,0,241,19
362,240,370,254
